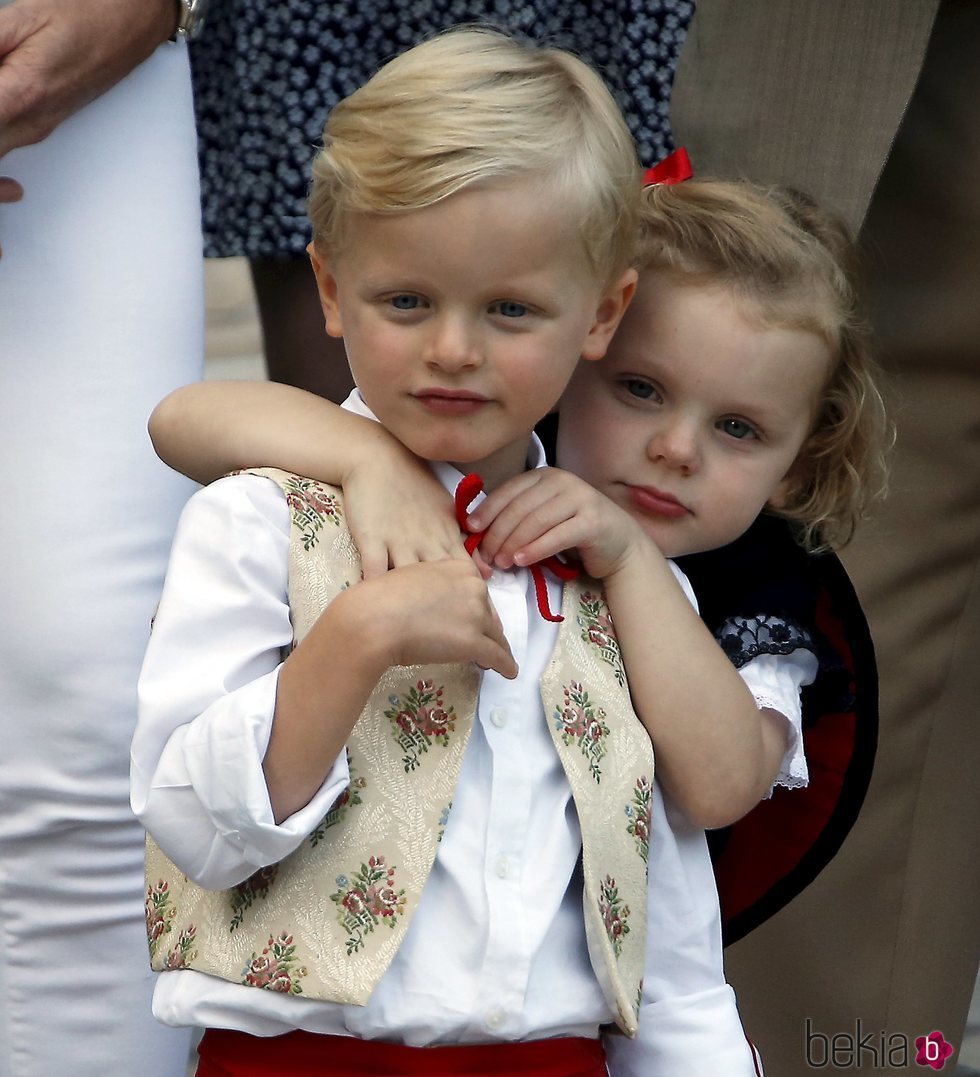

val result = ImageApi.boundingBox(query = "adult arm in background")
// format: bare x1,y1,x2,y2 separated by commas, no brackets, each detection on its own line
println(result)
0,0,178,206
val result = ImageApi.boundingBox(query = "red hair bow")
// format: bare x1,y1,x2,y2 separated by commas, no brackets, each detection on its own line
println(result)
454,473,579,623
642,146,693,187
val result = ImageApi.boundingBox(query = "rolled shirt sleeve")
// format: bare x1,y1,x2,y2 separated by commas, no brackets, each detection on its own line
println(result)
131,474,350,889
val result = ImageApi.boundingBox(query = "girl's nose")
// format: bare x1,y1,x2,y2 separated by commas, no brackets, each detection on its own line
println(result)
424,315,482,373
646,418,701,472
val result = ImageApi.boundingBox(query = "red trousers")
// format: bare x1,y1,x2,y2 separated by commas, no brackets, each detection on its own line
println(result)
196,1028,608,1077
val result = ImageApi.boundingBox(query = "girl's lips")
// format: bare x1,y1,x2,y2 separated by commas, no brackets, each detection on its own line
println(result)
414,390,490,416
627,484,691,520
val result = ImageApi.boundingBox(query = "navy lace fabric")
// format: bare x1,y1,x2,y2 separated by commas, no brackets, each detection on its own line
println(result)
715,612,814,669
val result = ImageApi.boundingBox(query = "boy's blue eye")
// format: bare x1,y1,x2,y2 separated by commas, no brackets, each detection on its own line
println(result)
719,418,757,440
492,300,527,318
390,295,420,310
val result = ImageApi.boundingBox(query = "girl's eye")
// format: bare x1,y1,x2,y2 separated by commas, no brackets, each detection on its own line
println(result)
390,294,421,310
490,300,528,318
718,417,758,440
622,378,661,402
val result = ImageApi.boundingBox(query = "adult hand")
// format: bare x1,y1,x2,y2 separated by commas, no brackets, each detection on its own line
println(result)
0,0,177,200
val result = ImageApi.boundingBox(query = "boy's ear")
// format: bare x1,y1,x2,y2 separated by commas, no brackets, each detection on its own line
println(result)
580,268,638,361
306,241,344,338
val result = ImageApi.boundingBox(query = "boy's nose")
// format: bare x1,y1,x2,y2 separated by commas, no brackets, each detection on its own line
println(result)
646,418,701,472
425,316,482,373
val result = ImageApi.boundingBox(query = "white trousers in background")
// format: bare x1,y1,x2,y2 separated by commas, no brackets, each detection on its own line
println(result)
0,41,202,1077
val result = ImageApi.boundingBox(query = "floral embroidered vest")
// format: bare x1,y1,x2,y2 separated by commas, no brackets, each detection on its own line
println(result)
144,470,655,1035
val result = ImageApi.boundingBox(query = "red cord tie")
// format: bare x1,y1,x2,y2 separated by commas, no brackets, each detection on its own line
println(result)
454,473,579,623
642,146,693,187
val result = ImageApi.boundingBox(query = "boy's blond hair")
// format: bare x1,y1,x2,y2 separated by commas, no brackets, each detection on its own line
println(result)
309,27,640,287
638,179,891,551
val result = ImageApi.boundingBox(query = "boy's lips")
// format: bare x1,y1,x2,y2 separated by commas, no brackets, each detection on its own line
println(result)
413,389,490,416
626,484,691,520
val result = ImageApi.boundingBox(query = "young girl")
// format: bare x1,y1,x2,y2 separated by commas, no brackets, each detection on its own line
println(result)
133,30,772,1077
155,177,889,831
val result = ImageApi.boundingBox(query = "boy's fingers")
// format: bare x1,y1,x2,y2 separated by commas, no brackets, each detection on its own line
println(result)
476,639,518,680
486,608,518,678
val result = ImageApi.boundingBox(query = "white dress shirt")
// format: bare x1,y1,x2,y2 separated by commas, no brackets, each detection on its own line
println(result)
133,392,808,1074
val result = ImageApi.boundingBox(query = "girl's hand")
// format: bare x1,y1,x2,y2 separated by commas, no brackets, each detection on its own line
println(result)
342,447,474,580
149,381,486,579
466,467,649,580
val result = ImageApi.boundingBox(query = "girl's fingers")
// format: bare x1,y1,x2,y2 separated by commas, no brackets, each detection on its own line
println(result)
476,486,560,560
358,541,391,581
389,534,468,569
509,520,588,568
471,548,493,580
484,493,577,567
466,469,550,530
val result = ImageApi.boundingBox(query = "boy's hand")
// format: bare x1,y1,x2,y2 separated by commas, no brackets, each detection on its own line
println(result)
466,467,648,580
268,557,515,821
343,451,479,580
351,560,518,679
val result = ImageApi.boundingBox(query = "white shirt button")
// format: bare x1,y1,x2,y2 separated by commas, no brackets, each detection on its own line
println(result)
489,707,507,728
495,856,511,879
485,1008,505,1030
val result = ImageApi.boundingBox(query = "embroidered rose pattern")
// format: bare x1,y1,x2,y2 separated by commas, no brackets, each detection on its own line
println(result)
553,681,610,782
310,758,366,846
242,931,308,995
229,864,279,931
598,875,631,959
384,680,456,772
145,879,176,959
329,856,407,955
624,776,653,862
576,592,625,686
164,924,198,970
282,475,341,550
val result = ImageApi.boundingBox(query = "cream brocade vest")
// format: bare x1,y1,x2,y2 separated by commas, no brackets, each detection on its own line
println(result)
145,469,655,1035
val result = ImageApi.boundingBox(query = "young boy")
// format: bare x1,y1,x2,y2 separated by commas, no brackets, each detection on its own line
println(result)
133,28,764,1077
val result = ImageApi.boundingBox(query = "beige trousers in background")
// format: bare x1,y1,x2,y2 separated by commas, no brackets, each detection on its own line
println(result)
671,2,980,1073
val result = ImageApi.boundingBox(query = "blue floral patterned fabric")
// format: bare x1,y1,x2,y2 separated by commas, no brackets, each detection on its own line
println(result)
190,1,693,258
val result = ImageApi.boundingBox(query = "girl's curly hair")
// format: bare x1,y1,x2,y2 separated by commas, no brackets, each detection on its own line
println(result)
638,179,892,551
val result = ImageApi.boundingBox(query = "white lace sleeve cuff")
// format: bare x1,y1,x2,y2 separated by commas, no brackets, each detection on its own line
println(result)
737,648,819,794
